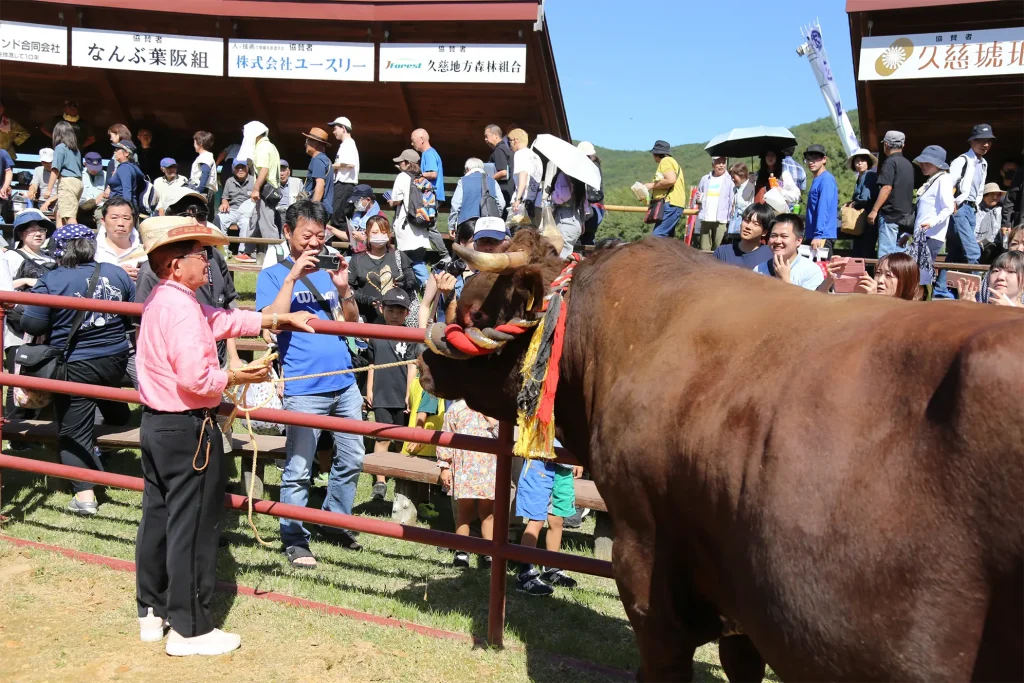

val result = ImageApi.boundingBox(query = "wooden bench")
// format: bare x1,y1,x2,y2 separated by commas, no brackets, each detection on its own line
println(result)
2,419,613,557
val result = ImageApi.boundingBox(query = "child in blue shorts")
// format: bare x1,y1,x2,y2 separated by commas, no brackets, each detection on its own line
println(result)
514,445,582,596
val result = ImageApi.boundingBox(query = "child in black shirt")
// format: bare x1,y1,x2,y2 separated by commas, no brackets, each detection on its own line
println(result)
366,288,419,500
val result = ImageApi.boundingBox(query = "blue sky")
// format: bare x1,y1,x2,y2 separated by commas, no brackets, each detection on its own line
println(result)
546,0,859,151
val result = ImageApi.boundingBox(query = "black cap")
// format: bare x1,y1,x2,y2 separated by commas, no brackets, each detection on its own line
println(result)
382,288,411,309
650,140,672,156
968,124,995,141
347,183,374,202
804,143,827,157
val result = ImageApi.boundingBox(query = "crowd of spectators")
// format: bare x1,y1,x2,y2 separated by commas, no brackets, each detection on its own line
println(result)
0,105,1021,603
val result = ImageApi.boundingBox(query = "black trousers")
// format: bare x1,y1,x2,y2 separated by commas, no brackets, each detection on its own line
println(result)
331,181,357,226
56,351,131,493
136,408,226,637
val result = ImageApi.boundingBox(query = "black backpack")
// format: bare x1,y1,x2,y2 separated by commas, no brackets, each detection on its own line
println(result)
478,172,501,218
13,250,56,289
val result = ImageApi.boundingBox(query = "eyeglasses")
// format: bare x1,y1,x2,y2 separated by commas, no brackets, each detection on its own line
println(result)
173,206,209,224
179,251,209,263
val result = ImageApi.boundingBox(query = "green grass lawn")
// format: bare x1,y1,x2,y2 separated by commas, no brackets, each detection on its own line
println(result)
0,444,733,681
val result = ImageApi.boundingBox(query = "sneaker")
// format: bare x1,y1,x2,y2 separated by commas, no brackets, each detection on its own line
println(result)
165,628,241,656
66,495,98,516
541,567,578,589
139,608,168,643
372,481,387,501
478,555,492,570
516,568,554,596
453,551,470,568
563,507,591,529
234,253,255,263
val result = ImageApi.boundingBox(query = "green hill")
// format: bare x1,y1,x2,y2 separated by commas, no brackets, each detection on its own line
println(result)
589,111,862,241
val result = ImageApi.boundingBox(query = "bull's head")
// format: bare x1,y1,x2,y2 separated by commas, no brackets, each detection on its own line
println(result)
418,225,566,421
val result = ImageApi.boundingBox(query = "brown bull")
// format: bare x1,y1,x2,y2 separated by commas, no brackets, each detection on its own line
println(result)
419,230,1024,682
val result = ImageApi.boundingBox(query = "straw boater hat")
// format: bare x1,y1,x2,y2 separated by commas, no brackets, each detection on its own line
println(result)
139,215,229,254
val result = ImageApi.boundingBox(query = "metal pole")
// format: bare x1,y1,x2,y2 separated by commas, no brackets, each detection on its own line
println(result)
487,421,515,647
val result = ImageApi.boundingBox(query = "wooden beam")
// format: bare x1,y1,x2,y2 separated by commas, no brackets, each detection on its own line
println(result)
90,69,130,127
240,79,275,138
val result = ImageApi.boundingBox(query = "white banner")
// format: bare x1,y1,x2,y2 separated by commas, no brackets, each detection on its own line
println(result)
859,27,1024,81
379,43,526,83
801,22,860,156
228,40,373,81
71,27,223,77
0,21,67,66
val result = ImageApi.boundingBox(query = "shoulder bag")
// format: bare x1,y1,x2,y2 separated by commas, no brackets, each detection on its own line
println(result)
15,262,102,383
479,172,501,218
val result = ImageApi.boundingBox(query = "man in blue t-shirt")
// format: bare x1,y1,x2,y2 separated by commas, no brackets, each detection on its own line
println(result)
255,199,362,565
803,143,839,257
301,127,335,222
411,128,445,202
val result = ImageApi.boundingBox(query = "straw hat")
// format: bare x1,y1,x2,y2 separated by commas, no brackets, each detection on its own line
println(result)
301,127,331,145
847,147,877,170
981,182,1006,197
139,216,229,254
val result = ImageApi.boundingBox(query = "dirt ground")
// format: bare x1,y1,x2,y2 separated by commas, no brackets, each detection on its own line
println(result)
0,542,626,683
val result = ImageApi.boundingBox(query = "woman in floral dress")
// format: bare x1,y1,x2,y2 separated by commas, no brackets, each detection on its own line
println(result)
436,399,498,568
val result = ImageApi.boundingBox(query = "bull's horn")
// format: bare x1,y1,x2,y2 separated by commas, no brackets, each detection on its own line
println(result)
452,243,529,273
541,223,563,257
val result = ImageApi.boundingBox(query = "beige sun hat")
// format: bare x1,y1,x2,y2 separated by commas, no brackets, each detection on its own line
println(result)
847,147,878,170
981,182,1006,197
139,215,229,254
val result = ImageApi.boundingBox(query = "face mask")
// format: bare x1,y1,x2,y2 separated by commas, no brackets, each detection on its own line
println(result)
369,234,389,245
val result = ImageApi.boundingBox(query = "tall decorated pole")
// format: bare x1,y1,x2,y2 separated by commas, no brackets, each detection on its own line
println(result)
797,20,860,156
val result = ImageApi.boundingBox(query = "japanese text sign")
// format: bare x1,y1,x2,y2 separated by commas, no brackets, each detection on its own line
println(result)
71,27,223,76
859,27,1024,81
228,40,373,81
379,43,526,83
0,21,67,66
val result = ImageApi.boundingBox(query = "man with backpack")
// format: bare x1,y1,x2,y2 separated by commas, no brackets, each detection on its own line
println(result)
447,157,505,235
106,141,156,215
933,124,996,299
388,148,446,288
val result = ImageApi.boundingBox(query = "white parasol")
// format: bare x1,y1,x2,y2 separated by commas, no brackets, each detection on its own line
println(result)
531,134,601,189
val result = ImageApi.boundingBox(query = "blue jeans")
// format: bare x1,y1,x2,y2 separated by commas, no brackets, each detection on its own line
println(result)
876,216,901,258
651,203,683,238
280,384,364,549
934,204,981,299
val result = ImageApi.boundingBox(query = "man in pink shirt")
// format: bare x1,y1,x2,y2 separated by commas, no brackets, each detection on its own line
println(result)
134,216,314,656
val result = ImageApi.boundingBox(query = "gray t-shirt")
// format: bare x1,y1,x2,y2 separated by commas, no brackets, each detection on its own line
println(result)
32,166,56,200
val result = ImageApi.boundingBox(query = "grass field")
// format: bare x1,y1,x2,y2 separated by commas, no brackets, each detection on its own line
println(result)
0,445,733,682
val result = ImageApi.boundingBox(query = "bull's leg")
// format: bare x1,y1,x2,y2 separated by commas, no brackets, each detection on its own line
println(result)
612,522,699,682
718,635,765,683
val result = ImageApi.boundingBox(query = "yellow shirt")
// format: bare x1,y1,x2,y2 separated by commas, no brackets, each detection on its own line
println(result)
652,156,687,208
253,137,281,188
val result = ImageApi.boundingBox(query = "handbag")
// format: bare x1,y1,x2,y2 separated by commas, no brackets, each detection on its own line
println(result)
259,182,283,208
840,205,867,236
14,263,102,406
644,198,666,224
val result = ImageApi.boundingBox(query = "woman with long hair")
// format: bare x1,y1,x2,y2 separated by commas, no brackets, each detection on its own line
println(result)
754,149,799,209
347,214,418,323
854,252,922,300
39,121,83,226
959,250,1024,306
18,225,136,515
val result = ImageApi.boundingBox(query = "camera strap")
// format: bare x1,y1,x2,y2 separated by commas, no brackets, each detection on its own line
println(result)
281,258,335,322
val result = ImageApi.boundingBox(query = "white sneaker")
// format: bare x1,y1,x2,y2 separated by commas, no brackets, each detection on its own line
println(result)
165,628,241,656
139,608,168,642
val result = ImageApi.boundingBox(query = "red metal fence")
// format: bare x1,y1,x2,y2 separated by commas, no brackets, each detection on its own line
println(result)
0,290,612,648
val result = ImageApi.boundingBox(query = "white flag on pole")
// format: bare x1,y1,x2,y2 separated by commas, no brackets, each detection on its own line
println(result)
799,21,860,157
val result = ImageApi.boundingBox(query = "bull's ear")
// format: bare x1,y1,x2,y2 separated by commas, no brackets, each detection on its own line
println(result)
512,265,547,314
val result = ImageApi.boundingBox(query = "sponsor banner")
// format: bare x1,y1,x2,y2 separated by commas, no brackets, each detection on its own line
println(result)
71,27,223,76
228,39,373,81
0,21,67,66
801,21,860,155
380,43,526,83
859,27,1024,81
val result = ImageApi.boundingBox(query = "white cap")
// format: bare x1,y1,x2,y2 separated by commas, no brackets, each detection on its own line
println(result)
473,216,508,242
39,148,54,163
328,116,352,130
577,141,596,156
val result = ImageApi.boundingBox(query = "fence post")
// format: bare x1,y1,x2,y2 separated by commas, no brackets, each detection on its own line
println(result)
487,421,515,647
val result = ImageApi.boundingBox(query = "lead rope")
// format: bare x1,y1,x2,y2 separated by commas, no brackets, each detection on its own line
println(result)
224,358,420,547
